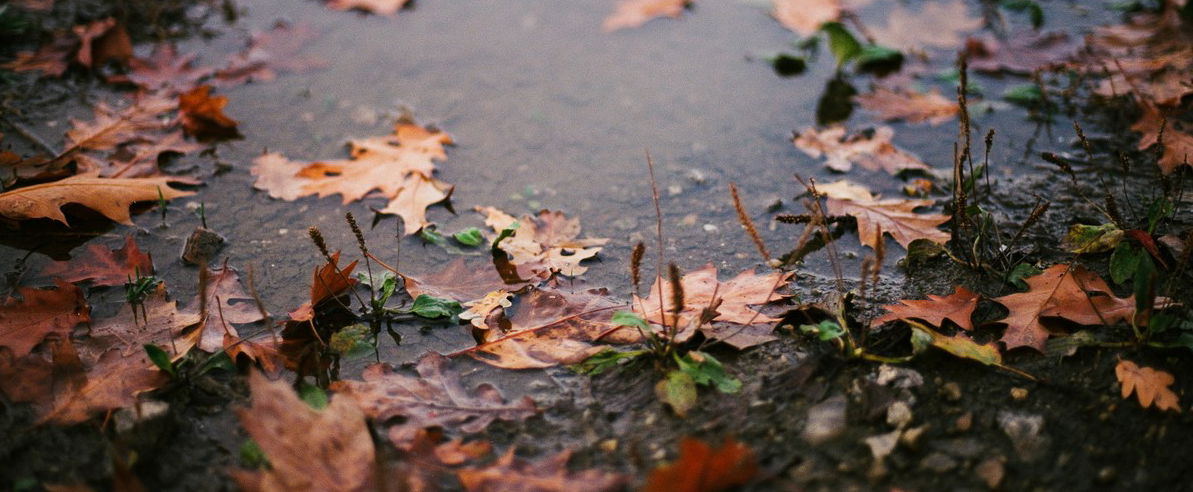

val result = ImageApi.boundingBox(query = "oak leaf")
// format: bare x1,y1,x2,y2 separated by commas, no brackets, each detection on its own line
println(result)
793,126,930,174
64,94,178,153
330,352,537,448
233,371,376,491
458,449,625,492
643,437,758,492
0,174,195,225
1,31,77,76
40,346,169,424
93,131,206,178
178,85,240,139
88,284,200,359
39,235,153,287
1131,102,1193,174
477,207,609,277
182,263,267,354
868,0,981,53
288,252,359,322
326,0,410,15
871,286,979,331
1116,359,1181,413
772,0,840,37
0,280,89,359
817,180,950,250
113,44,214,93
855,87,958,126
1,18,129,76
460,290,513,332
603,0,689,32
216,22,327,86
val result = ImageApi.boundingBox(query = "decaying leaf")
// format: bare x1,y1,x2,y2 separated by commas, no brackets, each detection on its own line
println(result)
1131,102,1193,175
816,180,950,250
793,126,930,174
1,18,130,76
964,31,1077,75
216,22,327,86
871,286,979,331
643,437,758,492
252,118,454,234
234,371,376,491
39,236,153,287
178,85,241,139
0,280,89,359
288,252,359,322
114,44,214,93
404,258,531,303
330,352,537,448
855,87,959,126
603,0,690,32
457,449,625,492
1083,1,1193,107
88,284,200,359
477,207,609,277
182,263,267,354
64,94,178,153
40,347,169,424
325,0,410,15
634,264,792,349
909,321,1003,368
1116,359,1181,413
0,174,196,225
772,0,841,37
868,0,982,53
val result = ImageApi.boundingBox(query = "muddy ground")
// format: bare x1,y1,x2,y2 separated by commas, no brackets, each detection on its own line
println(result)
2,0,1193,490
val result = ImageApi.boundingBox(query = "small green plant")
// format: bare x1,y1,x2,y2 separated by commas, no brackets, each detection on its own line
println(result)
125,268,160,324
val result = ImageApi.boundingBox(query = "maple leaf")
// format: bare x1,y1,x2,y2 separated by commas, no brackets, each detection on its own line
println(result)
868,0,982,53
0,280,89,359
965,31,1077,75
39,235,153,287
326,0,410,15
0,334,78,409
855,87,959,126
643,437,758,492
40,346,170,424
992,264,1145,352
1,30,77,76
182,263,267,354
460,287,639,369
330,352,537,448
477,207,609,277
1116,359,1181,413
1131,102,1193,174
216,22,327,87
871,286,979,331
816,180,950,250
603,0,690,32
772,0,841,37
634,264,793,349
233,371,376,491
793,126,930,174
0,174,196,225
252,119,454,234
179,85,241,139
112,44,214,93
458,449,625,492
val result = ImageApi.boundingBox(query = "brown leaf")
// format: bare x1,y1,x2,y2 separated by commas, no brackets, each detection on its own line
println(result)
115,44,214,93
1,31,76,76
179,85,241,139
326,0,410,15
793,126,930,174
95,131,206,178
288,252,359,322
0,174,196,225
1131,102,1193,174
458,449,625,492
772,0,840,37
404,258,531,303
88,284,200,359
73,18,131,68
252,119,454,234
817,180,950,250
871,286,979,331
40,346,169,424
477,207,609,277
635,264,792,349
330,352,537,448
65,94,178,152
460,290,513,332
992,264,1145,352
1116,359,1181,413
183,263,267,354
855,87,959,126
965,31,1077,75
216,22,327,86
643,437,758,492
603,0,689,32
0,280,89,359
39,235,154,287
233,371,376,491
868,0,982,53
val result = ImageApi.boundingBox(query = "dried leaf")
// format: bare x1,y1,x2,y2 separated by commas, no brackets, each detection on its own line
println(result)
458,449,625,492
95,131,206,178
603,0,689,32
326,0,410,15
40,346,169,424
179,85,240,139
1131,102,1193,175
1116,359,1181,413
0,280,89,359
460,290,513,331
183,264,267,354
772,0,841,37
73,18,131,68
868,0,982,52
0,174,196,225
855,87,959,126
793,126,930,174
115,44,214,93
404,258,531,303
0,30,76,76
88,284,200,359
477,207,609,277
330,352,537,448
39,235,153,287
288,252,359,322
818,180,950,250
871,286,979,331
643,437,758,492
65,94,178,152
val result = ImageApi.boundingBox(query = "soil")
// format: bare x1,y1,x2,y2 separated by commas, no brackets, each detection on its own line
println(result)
2,0,1193,491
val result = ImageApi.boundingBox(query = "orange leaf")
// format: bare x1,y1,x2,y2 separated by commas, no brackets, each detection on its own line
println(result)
644,437,758,492
816,180,950,250
477,207,609,277
793,126,930,174
325,0,410,15
458,449,625,492
0,280,89,359
179,85,241,139
856,87,959,126
1116,359,1181,412
603,0,689,32
772,0,840,37
871,286,979,331
1131,102,1193,175
40,235,154,287
0,174,196,225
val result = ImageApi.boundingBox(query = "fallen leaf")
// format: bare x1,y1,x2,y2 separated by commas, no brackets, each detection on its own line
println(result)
288,252,359,322
403,258,531,303
460,290,513,332
793,126,930,174
458,449,625,492
1,18,128,76
0,174,196,225
0,280,89,359
64,94,178,153
476,207,609,277
113,44,214,93
855,87,958,126
993,264,1148,352
252,118,454,234
868,0,982,53
11,0,54,11
634,264,793,349
39,235,153,287
772,0,841,37
817,180,950,250
40,346,169,424
1,30,77,76
216,22,327,86
88,284,200,359
0,334,80,410
182,263,267,354
94,131,206,178
178,85,240,139
603,0,689,32
1116,359,1181,412
325,0,410,15
1130,102,1193,174
871,286,979,331
233,371,376,491
908,322,1003,367
643,437,758,492
330,352,537,448
965,31,1077,75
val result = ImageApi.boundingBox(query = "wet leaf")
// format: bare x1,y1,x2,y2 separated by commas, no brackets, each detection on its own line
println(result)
1063,223,1124,254
856,86,959,126
0,280,89,359
330,352,537,448
411,294,464,319
909,322,1002,367
404,258,532,303
799,320,845,341
868,0,982,52
772,0,840,37
216,22,327,86
821,22,861,68
40,346,169,424
871,286,980,331
458,449,625,492
793,126,930,174
477,207,609,277
453,227,485,247
1110,242,1148,285
603,0,689,32
179,85,241,139
142,344,175,377
64,94,178,152
965,31,1076,75
656,370,698,417
643,437,758,492
460,290,513,333
326,0,410,15
114,44,214,93
182,264,267,354
0,174,196,225
817,180,951,250
38,235,153,287
89,284,200,359
1116,359,1181,412
1,18,129,76
1131,102,1193,175
288,252,358,322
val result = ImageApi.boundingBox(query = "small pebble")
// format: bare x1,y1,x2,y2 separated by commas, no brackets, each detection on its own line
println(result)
975,457,1006,489
886,401,913,429
702,224,719,233
955,412,973,432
